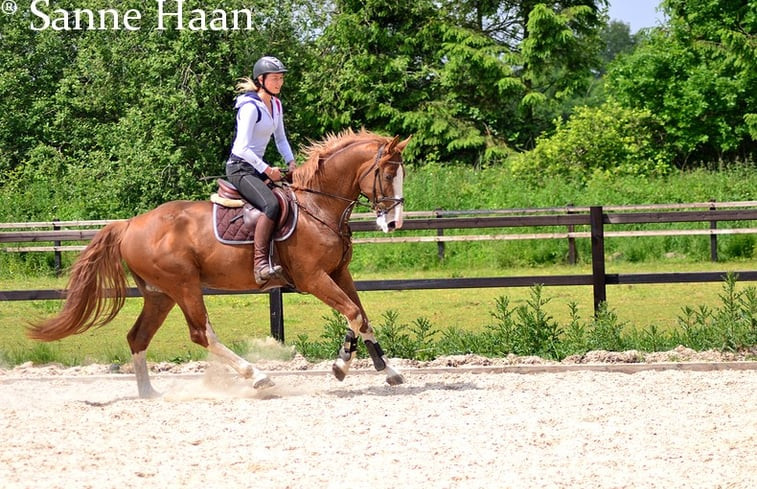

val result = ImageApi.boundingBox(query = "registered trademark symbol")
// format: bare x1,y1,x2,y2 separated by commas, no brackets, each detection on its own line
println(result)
1,0,17,15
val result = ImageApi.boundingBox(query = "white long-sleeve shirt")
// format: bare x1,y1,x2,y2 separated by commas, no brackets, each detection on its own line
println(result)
229,92,294,174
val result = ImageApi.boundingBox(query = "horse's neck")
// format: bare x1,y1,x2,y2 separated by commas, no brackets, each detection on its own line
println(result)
299,144,374,223
300,171,359,222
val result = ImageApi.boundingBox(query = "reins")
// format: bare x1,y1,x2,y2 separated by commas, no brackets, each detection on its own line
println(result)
290,190,356,240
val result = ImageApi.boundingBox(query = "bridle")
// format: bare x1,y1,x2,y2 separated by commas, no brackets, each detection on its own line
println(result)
357,144,405,216
286,141,405,269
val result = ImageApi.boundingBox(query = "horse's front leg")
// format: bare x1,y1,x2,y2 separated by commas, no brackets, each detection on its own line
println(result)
323,269,405,386
357,322,405,386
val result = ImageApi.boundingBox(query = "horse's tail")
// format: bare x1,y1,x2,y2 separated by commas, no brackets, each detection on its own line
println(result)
27,220,130,342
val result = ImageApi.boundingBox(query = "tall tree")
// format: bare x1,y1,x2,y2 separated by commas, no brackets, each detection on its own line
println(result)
0,0,315,218
606,0,756,164
599,20,638,68
299,0,608,165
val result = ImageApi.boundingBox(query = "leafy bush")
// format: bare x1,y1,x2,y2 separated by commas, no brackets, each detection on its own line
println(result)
486,287,562,359
510,100,673,182
292,310,350,360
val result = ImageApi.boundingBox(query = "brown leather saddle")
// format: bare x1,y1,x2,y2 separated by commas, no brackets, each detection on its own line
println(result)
211,179,298,244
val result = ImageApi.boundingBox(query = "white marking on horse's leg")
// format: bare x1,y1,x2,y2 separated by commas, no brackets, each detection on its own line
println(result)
332,315,361,381
132,351,160,398
332,353,355,382
204,321,273,389
361,330,405,386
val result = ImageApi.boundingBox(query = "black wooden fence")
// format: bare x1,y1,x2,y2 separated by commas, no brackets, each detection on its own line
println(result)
2,203,756,342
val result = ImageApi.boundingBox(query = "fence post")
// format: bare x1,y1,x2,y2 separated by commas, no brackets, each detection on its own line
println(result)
566,203,577,265
590,206,607,315
53,218,62,277
709,200,718,262
435,208,445,261
269,288,285,342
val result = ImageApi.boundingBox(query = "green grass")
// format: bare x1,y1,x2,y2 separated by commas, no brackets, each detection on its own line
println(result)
1,259,756,366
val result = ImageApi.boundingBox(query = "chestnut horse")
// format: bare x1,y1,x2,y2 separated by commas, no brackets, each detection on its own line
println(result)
28,130,411,398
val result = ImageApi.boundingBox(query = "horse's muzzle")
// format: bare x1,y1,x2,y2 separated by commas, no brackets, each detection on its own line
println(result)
376,208,403,233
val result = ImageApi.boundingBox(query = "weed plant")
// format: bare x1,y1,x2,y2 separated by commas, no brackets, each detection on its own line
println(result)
2,274,755,366
293,274,757,362
674,274,757,351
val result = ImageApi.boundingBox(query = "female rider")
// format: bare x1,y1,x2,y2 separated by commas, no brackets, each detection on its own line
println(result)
226,56,296,284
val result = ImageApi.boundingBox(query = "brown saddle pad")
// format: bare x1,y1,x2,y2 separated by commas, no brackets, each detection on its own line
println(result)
212,184,297,244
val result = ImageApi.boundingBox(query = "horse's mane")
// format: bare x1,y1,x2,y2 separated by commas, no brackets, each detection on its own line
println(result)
293,129,389,188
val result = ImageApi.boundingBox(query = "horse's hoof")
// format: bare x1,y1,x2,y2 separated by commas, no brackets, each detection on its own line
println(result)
253,376,275,389
386,374,405,386
331,363,346,382
139,389,162,399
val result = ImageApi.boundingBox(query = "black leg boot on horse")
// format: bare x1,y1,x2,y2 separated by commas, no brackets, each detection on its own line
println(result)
253,214,283,284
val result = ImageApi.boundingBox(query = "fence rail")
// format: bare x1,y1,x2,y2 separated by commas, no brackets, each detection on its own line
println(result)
2,202,757,342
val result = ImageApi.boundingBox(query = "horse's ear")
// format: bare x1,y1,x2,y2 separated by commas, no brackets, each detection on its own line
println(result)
385,135,401,153
395,135,412,153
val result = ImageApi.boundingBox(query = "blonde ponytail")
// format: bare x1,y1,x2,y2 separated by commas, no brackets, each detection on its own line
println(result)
235,77,259,93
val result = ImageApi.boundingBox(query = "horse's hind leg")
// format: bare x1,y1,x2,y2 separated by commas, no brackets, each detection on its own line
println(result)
127,285,176,398
176,288,273,389
204,321,274,389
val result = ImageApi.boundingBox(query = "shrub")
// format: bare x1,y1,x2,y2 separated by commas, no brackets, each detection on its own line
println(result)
510,100,673,182
674,273,757,351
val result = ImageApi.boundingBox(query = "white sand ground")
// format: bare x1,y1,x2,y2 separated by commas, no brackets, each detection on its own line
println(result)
1,351,756,489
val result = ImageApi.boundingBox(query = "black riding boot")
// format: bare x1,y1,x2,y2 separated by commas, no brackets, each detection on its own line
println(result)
253,215,283,284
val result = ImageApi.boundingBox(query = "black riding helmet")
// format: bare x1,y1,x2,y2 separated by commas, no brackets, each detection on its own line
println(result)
253,56,287,95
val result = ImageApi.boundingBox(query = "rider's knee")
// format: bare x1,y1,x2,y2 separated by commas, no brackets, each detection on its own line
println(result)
262,200,280,221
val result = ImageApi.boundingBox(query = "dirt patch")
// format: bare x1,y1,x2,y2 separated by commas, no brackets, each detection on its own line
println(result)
1,351,756,488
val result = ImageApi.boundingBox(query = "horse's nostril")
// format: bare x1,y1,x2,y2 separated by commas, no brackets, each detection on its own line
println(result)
387,222,396,231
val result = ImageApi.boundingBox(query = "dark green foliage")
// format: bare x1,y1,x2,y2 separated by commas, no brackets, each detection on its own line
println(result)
585,303,627,352
0,0,313,219
511,100,673,182
559,301,589,355
605,0,757,164
293,309,440,361
375,311,439,361
483,287,562,359
2,0,754,225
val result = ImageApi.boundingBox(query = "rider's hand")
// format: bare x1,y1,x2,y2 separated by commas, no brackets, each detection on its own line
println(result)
266,167,283,181
287,160,297,173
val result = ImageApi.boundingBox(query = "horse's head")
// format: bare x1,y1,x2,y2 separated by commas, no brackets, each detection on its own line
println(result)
293,130,411,232
358,135,411,232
